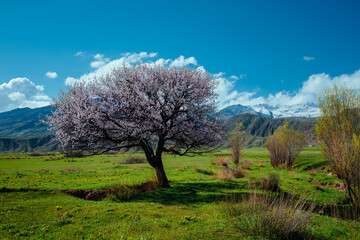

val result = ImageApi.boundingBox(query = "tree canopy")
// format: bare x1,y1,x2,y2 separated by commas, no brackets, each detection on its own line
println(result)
45,64,223,187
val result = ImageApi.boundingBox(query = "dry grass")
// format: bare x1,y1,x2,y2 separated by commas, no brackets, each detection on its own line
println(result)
223,192,315,239
214,166,234,181
214,166,245,180
241,159,252,169
211,157,230,166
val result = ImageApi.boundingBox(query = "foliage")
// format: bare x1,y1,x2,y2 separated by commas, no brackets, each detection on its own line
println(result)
229,123,245,167
44,64,223,187
266,121,305,168
315,85,360,211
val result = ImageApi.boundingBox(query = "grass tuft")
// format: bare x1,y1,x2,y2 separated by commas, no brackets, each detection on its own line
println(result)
223,192,315,239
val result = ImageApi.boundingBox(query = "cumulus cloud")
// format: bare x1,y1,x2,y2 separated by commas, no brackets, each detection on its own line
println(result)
169,55,197,68
65,77,78,86
0,78,51,112
65,52,197,86
216,69,360,113
303,56,315,61
46,71,58,79
90,54,110,68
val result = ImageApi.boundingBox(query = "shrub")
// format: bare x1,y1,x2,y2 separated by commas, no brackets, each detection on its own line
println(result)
223,192,315,239
260,173,280,192
315,85,360,212
211,157,230,166
229,123,245,167
118,157,147,164
266,121,305,168
214,166,234,181
241,159,252,169
233,167,245,178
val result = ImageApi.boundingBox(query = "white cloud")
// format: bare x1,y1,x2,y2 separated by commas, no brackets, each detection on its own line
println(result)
90,53,110,68
216,69,360,114
65,77,78,86
8,92,26,101
0,78,51,112
66,52,175,86
170,55,197,68
230,75,239,80
46,71,58,79
303,56,315,61
75,51,85,56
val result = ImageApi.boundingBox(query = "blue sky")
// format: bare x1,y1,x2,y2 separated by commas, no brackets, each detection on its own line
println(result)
1,0,360,113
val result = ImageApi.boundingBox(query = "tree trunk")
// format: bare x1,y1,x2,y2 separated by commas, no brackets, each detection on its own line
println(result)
155,163,170,188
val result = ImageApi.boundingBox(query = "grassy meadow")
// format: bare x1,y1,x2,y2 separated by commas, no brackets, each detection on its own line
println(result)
0,147,359,239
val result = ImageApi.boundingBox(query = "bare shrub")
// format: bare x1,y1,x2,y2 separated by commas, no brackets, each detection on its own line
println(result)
214,166,234,181
223,192,315,239
118,157,147,164
229,123,245,167
211,157,230,166
241,159,252,169
266,121,305,168
233,167,245,178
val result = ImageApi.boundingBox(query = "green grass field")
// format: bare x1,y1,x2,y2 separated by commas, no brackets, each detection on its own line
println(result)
0,147,359,239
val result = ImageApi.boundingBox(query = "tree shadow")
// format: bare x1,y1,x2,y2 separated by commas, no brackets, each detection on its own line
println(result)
126,181,248,205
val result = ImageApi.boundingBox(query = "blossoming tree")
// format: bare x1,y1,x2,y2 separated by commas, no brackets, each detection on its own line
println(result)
45,64,223,187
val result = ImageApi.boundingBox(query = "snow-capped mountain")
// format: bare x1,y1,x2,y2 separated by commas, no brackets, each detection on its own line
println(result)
218,104,274,120
251,103,320,118
219,103,320,119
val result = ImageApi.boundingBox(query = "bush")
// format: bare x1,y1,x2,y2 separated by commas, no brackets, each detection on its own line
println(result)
118,157,147,164
223,192,315,239
260,173,280,192
214,166,245,180
315,85,360,212
214,166,234,181
211,157,229,166
241,159,252,169
266,121,305,168
233,167,245,178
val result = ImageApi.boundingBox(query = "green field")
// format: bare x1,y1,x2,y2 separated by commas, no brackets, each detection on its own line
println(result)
0,147,359,239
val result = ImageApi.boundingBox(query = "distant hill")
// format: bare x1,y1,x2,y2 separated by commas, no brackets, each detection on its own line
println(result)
0,106,52,136
223,113,316,146
0,135,57,153
0,106,56,152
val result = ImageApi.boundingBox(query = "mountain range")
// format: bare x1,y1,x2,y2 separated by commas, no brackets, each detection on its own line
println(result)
219,103,320,119
0,104,317,152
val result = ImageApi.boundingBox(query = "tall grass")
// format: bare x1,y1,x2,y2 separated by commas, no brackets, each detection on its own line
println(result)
223,192,315,239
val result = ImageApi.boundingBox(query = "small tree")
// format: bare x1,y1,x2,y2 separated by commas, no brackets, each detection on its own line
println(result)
229,123,245,167
266,121,305,168
45,64,224,187
315,85,360,211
